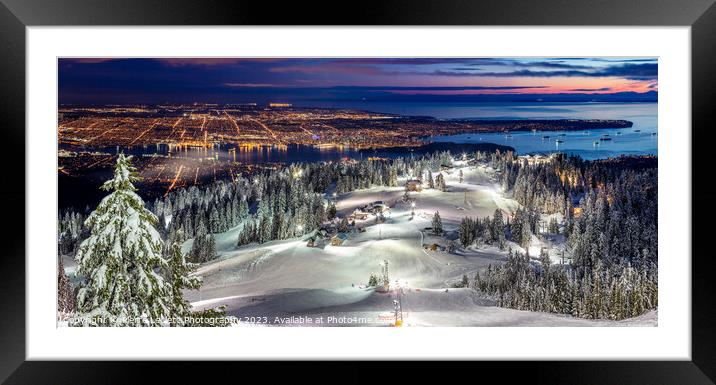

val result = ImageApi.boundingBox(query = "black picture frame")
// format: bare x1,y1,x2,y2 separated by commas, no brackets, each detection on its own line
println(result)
1,0,715,383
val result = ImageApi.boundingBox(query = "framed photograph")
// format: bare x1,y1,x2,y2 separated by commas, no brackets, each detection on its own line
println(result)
2,0,715,383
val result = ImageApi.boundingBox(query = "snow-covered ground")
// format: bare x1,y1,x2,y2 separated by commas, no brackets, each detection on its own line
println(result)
66,164,657,326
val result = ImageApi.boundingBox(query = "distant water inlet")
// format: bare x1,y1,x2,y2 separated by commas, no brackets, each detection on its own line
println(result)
429,103,657,161
291,101,657,161
59,141,515,165
433,126,657,161
61,143,360,164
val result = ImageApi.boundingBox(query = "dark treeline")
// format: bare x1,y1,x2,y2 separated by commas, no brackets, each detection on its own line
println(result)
458,206,544,252
58,210,87,256
474,248,657,320
468,153,658,320
458,208,507,250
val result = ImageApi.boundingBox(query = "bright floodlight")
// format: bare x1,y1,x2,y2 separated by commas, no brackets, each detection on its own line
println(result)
411,202,416,208
297,224,303,231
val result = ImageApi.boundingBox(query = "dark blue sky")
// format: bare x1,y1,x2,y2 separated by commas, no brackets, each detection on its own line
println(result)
58,58,658,105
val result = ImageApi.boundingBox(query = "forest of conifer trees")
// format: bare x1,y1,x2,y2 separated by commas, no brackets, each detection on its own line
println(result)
467,153,658,320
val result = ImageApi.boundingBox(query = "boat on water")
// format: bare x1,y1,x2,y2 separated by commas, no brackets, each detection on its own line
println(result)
616,132,622,135
651,132,657,136
542,135,550,139
593,141,600,146
634,129,641,132
555,139,564,144
558,133,567,137
600,137,612,141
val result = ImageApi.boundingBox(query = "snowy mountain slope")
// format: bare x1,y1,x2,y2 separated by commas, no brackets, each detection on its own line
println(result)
158,165,657,326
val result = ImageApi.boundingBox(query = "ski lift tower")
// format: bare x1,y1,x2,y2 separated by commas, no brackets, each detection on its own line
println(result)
394,280,405,326
381,260,390,291
393,294,403,327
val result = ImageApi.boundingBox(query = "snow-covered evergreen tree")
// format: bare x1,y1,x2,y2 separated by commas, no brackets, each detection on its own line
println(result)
165,240,201,325
190,220,208,262
74,154,170,326
520,218,531,250
208,206,220,233
492,209,506,248
388,165,398,187
59,211,80,254
57,257,75,316
538,248,551,278
327,201,337,220
458,217,475,247
435,173,446,192
432,211,443,235
427,170,435,189
190,220,217,263
368,274,378,287
206,234,217,260
337,216,349,233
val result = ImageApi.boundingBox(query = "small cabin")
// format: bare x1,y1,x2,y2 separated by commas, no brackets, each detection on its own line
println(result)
306,237,316,247
331,233,349,246
350,210,370,220
405,179,423,192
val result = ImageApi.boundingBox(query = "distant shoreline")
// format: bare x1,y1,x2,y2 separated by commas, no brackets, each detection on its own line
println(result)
356,141,515,156
433,118,634,133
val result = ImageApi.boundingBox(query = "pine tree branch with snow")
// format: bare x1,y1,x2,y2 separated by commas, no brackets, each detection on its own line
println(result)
165,240,202,325
57,256,75,319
